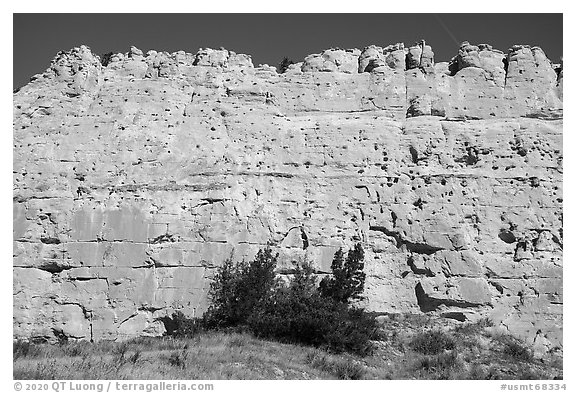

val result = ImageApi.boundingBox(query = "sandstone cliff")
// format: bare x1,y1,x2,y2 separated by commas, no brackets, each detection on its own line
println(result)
13,42,563,355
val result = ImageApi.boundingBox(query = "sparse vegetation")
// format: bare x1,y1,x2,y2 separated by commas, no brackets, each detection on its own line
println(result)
413,350,460,379
167,347,189,369
100,52,114,67
498,335,534,362
13,332,377,380
305,349,366,379
454,317,493,335
409,329,456,355
13,317,562,380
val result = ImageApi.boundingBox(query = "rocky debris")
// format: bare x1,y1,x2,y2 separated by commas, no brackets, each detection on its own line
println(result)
13,42,562,355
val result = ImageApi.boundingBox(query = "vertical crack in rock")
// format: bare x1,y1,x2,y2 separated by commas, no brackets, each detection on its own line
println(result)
502,57,509,86
390,211,398,227
418,42,424,68
88,310,94,343
300,227,309,250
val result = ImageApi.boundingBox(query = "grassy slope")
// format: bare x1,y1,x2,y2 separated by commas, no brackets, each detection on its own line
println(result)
13,316,563,380
14,332,364,380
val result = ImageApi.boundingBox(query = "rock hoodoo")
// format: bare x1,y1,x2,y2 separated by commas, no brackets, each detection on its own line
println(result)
13,41,562,355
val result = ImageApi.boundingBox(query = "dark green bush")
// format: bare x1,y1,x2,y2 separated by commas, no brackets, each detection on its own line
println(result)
323,306,377,355
203,248,279,329
248,286,339,347
248,259,376,355
100,52,114,67
248,260,332,346
278,57,294,74
200,243,375,356
410,330,456,355
162,311,204,337
319,244,366,303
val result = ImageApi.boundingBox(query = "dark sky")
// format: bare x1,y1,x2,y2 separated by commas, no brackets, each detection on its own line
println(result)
13,14,563,90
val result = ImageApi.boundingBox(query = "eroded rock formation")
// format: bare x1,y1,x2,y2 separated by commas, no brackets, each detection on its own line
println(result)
13,42,562,355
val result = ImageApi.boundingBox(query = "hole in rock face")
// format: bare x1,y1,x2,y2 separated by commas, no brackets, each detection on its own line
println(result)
498,229,516,244
413,198,424,209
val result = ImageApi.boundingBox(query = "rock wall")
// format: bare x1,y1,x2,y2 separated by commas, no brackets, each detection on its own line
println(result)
13,42,563,354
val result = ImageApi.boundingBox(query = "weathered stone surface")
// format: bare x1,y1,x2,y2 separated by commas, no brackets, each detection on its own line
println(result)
406,41,434,70
13,42,562,353
451,42,506,86
505,45,561,114
301,48,360,73
193,48,253,69
358,44,405,73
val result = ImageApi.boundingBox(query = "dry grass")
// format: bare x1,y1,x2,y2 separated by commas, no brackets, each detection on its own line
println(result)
14,332,361,380
13,318,563,380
